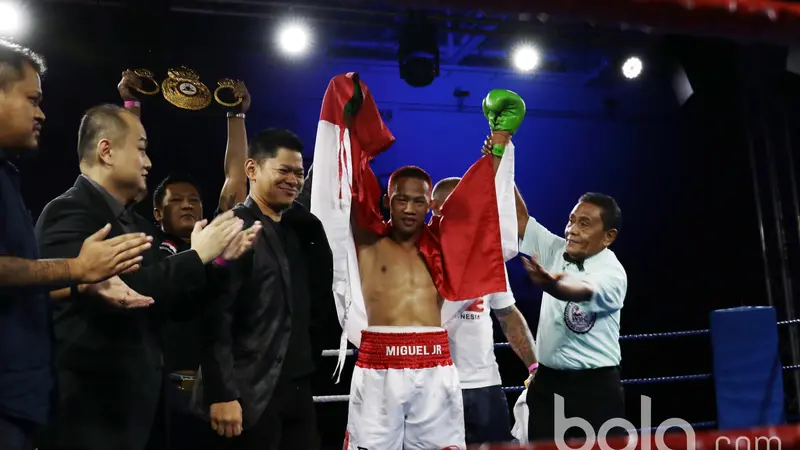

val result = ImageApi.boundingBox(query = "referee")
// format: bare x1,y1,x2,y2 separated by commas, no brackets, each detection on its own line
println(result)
517,191,628,442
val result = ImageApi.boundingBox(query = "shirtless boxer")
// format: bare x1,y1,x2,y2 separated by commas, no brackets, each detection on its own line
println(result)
344,88,526,450
346,166,465,450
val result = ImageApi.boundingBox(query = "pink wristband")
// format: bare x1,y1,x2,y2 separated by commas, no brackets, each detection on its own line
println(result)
214,257,229,267
124,100,141,108
528,362,539,372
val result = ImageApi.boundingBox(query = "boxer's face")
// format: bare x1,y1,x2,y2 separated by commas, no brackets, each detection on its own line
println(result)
0,62,45,151
564,201,616,259
385,177,430,237
154,182,202,239
249,148,304,210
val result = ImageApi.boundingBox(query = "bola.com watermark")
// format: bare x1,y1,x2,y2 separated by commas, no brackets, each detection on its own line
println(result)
553,395,782,450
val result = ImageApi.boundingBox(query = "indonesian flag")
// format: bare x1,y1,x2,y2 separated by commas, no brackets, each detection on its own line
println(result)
310,73,518,381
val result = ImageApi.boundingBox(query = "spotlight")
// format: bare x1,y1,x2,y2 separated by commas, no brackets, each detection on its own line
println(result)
277,22,310,56
622,56,643,79
511,45,540,72
398,12,439,88
0,2,23,38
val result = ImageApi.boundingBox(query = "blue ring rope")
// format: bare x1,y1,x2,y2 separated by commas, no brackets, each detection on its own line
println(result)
320,318,800,358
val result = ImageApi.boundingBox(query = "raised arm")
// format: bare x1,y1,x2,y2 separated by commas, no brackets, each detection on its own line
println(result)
218,82,250,213
118,71,142,119
481,137,530,239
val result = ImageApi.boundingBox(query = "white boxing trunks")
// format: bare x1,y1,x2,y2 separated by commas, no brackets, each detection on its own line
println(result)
344,326,465,450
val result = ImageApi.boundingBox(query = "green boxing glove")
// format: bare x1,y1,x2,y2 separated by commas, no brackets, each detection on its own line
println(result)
482,89,526,157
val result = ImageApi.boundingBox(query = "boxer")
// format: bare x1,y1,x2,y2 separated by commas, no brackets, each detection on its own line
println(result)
345,89,527,450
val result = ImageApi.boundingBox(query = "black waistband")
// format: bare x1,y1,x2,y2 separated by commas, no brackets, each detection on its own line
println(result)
537,364,620,380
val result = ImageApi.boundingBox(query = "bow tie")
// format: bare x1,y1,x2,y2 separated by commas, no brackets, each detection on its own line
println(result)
563,253,585,272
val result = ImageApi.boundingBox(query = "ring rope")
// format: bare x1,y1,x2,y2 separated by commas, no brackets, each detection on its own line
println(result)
311,365,800,403
312,320,800,403
319,319,800,359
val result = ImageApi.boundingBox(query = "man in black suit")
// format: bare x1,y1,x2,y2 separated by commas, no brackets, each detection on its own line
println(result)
35,104,261,450
0,40,153,450
192,128,336,450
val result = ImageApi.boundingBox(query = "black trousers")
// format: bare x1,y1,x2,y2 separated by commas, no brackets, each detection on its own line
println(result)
462,385,514,445
165,378,208,450
204,378,319,450
527,364,625,443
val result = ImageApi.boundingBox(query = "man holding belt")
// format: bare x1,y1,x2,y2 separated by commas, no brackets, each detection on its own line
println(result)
118,71,252,449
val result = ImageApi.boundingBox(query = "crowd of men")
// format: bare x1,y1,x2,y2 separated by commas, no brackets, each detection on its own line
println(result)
0,38,628,450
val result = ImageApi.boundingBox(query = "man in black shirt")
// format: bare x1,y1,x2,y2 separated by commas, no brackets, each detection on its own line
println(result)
150,172,208,450
192,128,336,450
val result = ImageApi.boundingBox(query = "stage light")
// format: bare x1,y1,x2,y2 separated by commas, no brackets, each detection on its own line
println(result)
277,22,310,56
0,2,23,38
398,12,439,88
622,56,643,79
511,45,540,72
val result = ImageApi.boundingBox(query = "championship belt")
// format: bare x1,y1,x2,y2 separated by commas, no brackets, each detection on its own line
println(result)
161,66,212,110
213,78,243,108
129,68,160,95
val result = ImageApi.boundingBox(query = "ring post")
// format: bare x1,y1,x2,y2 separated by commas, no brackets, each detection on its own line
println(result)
711,306,785,430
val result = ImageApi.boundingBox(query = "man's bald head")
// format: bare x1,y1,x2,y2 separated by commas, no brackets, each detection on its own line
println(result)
77,104,137,165
431,177,461,216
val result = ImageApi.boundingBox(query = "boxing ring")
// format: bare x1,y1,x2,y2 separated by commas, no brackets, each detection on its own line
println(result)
307,309,800,446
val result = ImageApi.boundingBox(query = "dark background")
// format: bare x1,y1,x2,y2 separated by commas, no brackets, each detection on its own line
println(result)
8,0,800,447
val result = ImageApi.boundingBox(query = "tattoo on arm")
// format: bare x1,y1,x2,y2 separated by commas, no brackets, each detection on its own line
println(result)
0,256,74,287
495,305,538,368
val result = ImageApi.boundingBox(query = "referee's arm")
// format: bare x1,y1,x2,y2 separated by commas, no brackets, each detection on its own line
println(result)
545,263,627,313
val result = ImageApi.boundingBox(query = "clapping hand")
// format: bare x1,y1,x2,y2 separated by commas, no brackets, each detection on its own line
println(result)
220,221,262,262
521,254,564,288
83,276,154,309
190,211,244,264
73,225,153,283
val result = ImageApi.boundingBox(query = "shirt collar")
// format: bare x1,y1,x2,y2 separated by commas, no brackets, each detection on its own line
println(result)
81,174,128,219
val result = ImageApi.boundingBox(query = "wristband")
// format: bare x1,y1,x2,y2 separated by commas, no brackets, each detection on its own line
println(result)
528,362,539,372
491,144,505,157
227,112,245,119
214,257,230,267
124,100,141,109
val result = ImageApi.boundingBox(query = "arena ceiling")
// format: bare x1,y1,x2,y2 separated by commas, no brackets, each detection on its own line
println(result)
37,0,800,84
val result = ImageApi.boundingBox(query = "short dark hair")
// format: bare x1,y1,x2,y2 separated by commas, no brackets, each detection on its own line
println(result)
153,172,202,208
388,166,432,194
0,39,46,91
77,104,132,164
579,192,622,231
432,177,461,201
248,128,303,161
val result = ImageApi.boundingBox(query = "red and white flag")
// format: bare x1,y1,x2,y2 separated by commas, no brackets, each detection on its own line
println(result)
310,73,518,381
